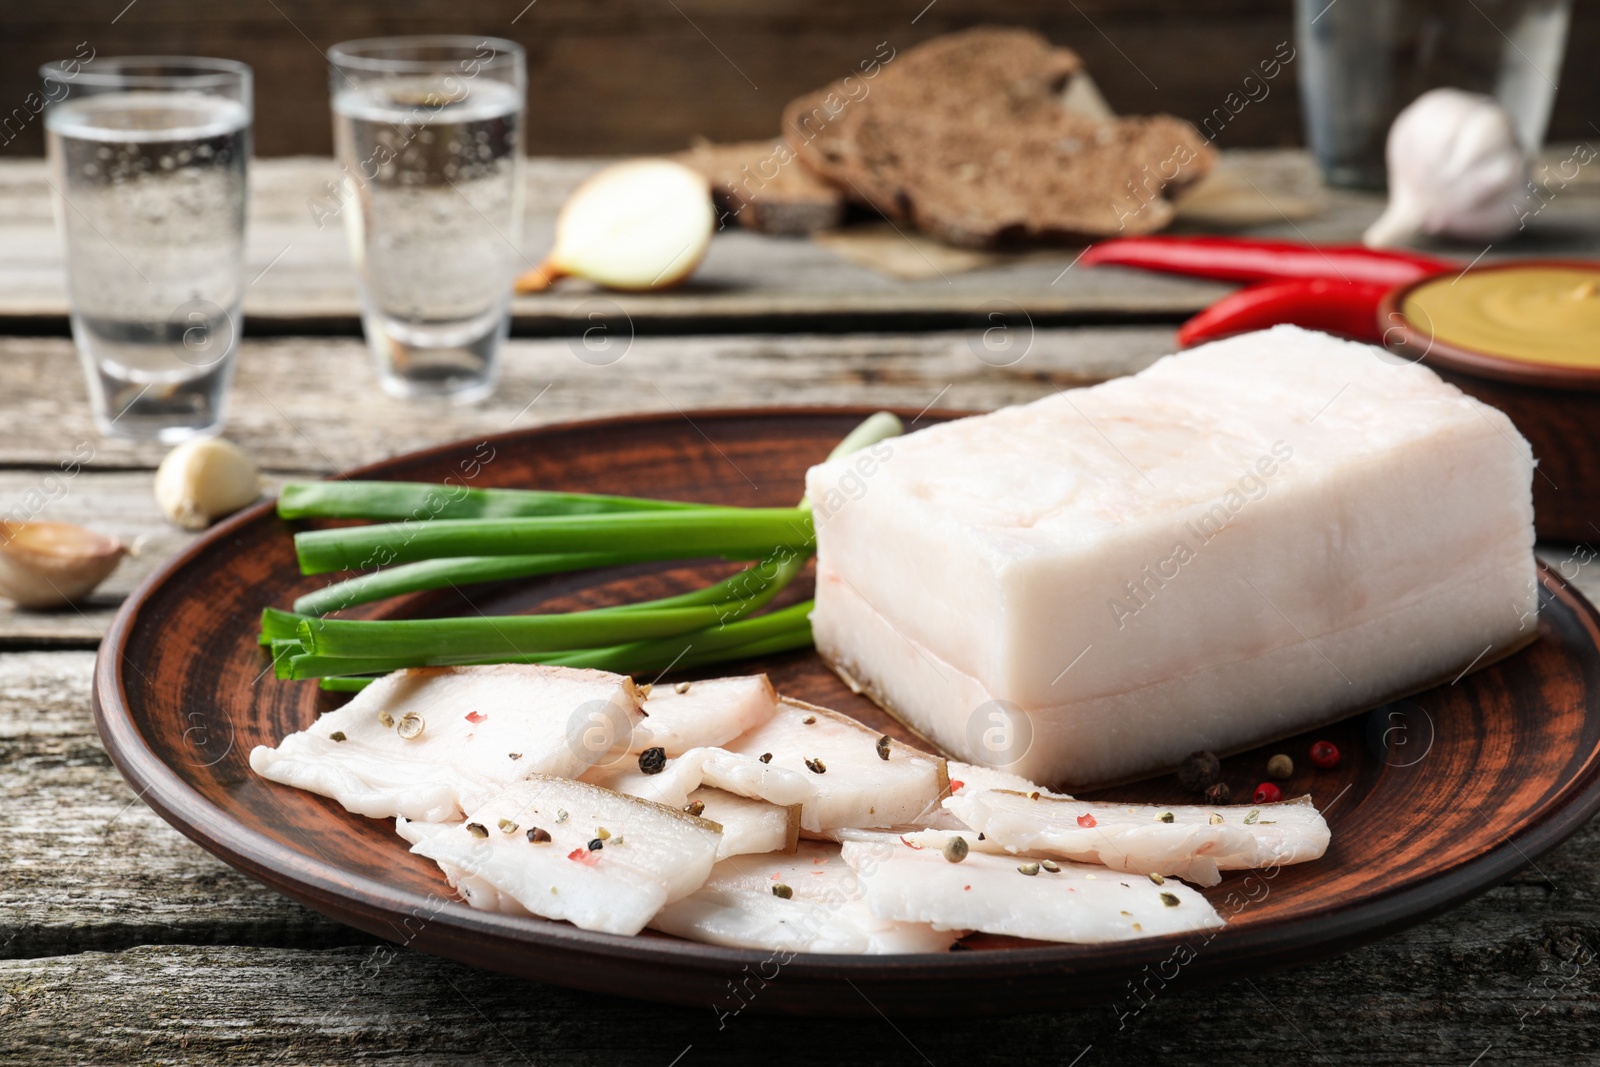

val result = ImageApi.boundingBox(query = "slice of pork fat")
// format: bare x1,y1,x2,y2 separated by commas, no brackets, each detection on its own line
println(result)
651,841,960,954
249,664,644,822
945,791,1331,887
629,675,778,757
394,817,537,918
407,775,722,936
711,697,948,832
841,837,1225,944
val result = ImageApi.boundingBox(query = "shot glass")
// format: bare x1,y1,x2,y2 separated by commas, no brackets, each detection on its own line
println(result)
42,57,252,442
1295,0,1570,189
328,37,526,403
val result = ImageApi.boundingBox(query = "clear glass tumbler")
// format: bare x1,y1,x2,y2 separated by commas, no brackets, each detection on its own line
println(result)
42,57,252,442
328,37,526,403
1295,0,1571,189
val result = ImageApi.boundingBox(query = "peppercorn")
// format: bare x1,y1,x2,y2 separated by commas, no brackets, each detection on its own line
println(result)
804,757,826,774
684,801,705,817
587,838,605,851
1160,892,1181,907
876,735,892,761
1252,782,1282,804
1156,811,1175,823
1017,862,1041,876
942,837,969,863
758,752,773,764
329,731,346,742
1176,750,1222,792
772,883,793,899
1310,739,1342,769
1266,753,1294,780
1202,782,1232,805
466,823,488,839
638,746,667,775
526,827,551,844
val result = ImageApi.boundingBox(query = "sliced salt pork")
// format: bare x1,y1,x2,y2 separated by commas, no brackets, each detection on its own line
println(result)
407,775,721,935
651,841,958,953
945,790,1331,887
690,788,800,859
715,698,948,831
249,665,644,822
807,326,1538,788
840,837,1224,944
629,675,778,756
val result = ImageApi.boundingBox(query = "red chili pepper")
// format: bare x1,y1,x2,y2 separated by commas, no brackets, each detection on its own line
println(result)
1177,278,1393,348
1080,236,1453,287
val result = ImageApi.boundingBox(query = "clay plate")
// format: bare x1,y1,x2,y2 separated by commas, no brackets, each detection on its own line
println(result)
93,408,1600,1016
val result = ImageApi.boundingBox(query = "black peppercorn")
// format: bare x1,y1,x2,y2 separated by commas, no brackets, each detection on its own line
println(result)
1177,750,1221,792
1203,781,1232,805
638,746,667,775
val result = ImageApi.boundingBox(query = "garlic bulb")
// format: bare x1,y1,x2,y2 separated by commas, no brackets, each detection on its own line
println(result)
1364,89,1529,248
155,437,261,530
0,521,125,608
517,160,715,292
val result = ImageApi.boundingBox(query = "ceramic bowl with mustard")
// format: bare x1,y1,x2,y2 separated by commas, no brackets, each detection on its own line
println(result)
1381,261,1600,542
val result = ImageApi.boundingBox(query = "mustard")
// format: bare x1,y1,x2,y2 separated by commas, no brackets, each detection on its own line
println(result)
1402,264,1600,370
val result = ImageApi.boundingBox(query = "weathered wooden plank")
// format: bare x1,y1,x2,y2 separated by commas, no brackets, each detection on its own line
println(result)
0,327,1177,473
2,0,1597,160
0,652,371,958
4,153,1595,328
0,883,1595,1066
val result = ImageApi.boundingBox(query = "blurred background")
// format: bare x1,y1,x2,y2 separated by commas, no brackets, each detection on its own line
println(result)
3,0,1594,159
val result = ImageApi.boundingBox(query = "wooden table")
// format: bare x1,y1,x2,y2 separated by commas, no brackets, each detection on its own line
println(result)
4,152,1599,1065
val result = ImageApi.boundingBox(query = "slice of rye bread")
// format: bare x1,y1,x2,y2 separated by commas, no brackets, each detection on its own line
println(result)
675,140,846,234
782,27,1215,247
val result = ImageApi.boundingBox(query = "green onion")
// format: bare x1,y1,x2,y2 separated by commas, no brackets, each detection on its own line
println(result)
278,480,701,521
282,600,814,680
296,603,737,660
293,507,812,575
291,552,630,616
263,412,903,682
318,675,377,692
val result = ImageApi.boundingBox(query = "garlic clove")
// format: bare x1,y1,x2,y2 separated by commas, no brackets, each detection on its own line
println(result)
0,521,125,608
517,160,716,293
154,437,261,530
1365,89,1530,248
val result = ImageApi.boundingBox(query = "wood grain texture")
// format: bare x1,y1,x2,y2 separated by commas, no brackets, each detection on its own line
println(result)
1,154,1596,328
10,649,1600,1061
0,327,1177,472
92,412,1600,1014
0,0,1595,160
1,913,1597,1067
0,652,369,958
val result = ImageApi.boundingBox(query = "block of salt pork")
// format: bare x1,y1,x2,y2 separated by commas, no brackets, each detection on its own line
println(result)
249,665,643,822
806,326,1538,788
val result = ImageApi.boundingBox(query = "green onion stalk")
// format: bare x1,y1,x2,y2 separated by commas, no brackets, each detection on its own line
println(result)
266,411,902,684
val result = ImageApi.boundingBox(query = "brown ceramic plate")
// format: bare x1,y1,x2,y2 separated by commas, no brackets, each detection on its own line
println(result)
94,408,1600,1016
